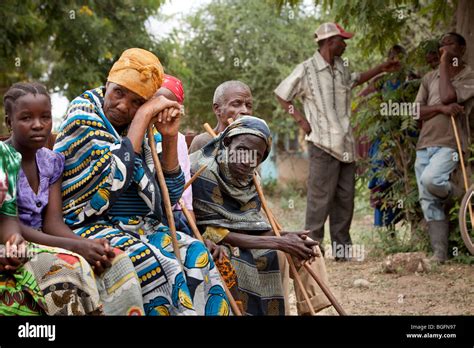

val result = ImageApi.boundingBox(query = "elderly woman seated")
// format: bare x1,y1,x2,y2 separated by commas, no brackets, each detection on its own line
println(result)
190,115,331,315
53,48,229,316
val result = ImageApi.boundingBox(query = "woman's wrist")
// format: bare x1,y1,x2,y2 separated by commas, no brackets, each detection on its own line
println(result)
269,236,281,250
133,109,152,127
162,133,179,141
65,239,80,253
162,164,181,175
161,134,179,171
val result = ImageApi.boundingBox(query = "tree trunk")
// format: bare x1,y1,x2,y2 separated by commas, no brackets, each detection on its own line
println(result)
0,85,8,135
456,0,474,68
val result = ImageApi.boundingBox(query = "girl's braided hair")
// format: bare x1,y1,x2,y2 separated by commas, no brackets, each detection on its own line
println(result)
4,82,50,117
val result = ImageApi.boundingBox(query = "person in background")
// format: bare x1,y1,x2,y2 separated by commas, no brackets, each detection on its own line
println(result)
414,33,474,262
189,80,253,154
359,45,407,233
154,74,194,235
275,22,400,260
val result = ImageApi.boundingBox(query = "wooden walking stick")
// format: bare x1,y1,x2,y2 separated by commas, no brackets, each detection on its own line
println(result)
147,124,182,263
258,185,340,310
253,180,347,316
184,164,207,192
178,198,243,316
203,122,317,315
148,126,242,315
451,115,474,222
148,124,241,314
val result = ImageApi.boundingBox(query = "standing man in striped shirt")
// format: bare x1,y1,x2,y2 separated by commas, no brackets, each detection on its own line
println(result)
275,22,400,260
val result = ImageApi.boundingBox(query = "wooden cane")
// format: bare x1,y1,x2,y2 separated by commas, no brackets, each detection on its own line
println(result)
149,128,241,315
252,175,319,315
254,178,347,316
450,115,474,227
148,125,182,264
203,123,217,138
184,164,207,192
238,124,345,314
178,199,243,316
267,203,323,261
203,122,317,315
155,130,239,313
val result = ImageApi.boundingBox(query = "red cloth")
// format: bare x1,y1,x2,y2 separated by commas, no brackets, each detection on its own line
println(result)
162,74,184,104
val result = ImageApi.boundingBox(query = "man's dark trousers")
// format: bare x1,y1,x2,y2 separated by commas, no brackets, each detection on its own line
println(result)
305,143,355,258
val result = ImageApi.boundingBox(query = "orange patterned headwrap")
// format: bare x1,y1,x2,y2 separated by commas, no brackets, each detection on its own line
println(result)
107,48,164,100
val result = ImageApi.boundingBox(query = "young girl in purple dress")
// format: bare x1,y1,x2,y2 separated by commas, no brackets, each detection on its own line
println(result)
3,82,144,315
1,140,102,315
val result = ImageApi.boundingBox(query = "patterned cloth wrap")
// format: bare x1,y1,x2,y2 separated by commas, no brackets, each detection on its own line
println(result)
190,116,286,315
190,116,272,231
54,87,230,316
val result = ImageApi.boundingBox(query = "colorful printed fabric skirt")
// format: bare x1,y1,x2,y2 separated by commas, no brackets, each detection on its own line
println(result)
74,218,231,316
0,244,145,316
0,263,46,315
1,243,101,315
96,248,144,315
225,246,285,316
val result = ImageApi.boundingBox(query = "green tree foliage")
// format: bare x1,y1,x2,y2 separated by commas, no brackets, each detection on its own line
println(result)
353,59,425,251
273,0,455,58
0,0,164,132
166,0,324,132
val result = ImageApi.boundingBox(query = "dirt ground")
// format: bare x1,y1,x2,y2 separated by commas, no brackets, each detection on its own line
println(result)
267,192,474,315
288,258,474,315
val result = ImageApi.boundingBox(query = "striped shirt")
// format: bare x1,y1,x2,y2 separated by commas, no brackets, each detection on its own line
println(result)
274,51,360,162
